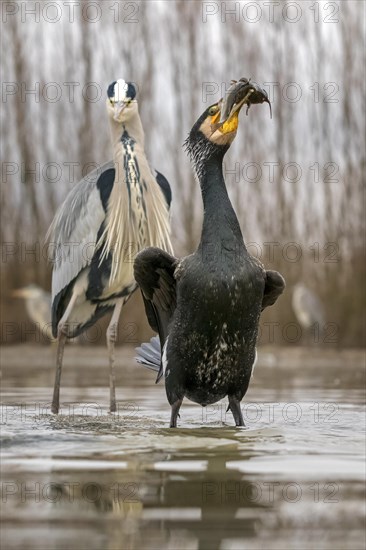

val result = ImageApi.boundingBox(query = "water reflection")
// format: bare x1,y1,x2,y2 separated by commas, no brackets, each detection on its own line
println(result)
1,345,365,549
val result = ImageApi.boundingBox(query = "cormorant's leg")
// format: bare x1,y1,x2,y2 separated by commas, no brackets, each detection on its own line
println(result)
51,292,78,414
170,398,183,428
228,396,245,427
106,299,123,413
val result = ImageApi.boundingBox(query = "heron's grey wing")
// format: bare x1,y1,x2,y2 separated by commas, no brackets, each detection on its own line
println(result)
134,247,178,381
154,169,172,209
262,270,286,311
47,161,114,301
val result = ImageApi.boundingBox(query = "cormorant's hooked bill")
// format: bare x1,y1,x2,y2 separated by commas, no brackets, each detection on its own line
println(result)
219,77,272,123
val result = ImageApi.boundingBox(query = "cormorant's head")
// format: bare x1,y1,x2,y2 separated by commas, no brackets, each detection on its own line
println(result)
185,79,271,171
184,99,247,170
106,79,137,122
188,101,243,150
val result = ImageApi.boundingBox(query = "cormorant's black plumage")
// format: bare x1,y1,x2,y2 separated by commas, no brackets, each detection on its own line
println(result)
135,104,285,428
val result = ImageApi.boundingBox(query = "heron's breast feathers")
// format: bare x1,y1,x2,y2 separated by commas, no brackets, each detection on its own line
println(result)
96,145,173,291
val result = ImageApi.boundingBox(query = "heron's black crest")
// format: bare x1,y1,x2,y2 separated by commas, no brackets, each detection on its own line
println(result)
107,81,136,101
126,82,136,101
107,81,117,99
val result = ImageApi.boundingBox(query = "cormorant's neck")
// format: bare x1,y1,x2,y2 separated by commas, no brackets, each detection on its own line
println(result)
196,149,245,252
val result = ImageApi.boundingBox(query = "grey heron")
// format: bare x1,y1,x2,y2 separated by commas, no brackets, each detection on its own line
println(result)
47,79,173,414
12,285,55,342
135,79,285,427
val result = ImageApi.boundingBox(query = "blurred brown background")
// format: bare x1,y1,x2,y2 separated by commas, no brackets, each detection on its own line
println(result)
1,0,365,347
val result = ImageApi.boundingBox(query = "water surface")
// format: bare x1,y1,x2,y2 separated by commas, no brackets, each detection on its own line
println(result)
1,345,365,549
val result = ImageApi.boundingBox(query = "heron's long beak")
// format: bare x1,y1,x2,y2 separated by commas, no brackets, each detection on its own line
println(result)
113,101,127,120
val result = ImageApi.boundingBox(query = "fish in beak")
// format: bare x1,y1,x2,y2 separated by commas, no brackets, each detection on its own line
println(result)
220,78,272,124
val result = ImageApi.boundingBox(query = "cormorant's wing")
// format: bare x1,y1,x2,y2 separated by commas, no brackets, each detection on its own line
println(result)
134,247,178,382
262,270,286,311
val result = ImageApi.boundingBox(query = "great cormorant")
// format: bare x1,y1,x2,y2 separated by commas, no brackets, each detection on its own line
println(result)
135,79,285,427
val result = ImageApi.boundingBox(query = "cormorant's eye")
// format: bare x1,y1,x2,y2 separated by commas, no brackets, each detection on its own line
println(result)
208,105,218,116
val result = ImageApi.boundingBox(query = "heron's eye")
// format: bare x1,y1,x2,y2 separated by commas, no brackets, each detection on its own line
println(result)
110,99,114,105
208,105,218,116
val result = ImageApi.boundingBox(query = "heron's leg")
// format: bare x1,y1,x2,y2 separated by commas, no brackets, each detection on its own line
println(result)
51,292,78,414
170,398,183,428
106,299,124,413
228,396,245,427
51,330,67,414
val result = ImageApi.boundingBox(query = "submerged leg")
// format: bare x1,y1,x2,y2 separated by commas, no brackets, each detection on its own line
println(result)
106,299,123,413
51,292,78,414
51,329,67,414
170,398,183,428
228,396,245,427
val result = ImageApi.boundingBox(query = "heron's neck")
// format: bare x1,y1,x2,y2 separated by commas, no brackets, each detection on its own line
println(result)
197,154,245,252
108,113,147,201
99,112,172,285
109,114,145,154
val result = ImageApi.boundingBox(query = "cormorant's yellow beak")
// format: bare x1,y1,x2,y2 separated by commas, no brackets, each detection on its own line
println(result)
201,101,246,144
218,110,241,134
209,101,243,135
217,90,254,134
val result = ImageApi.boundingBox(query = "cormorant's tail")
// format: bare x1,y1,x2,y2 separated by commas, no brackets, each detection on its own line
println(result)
135,335,161,372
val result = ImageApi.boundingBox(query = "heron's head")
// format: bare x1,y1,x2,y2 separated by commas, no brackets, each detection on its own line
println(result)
106,79,137,123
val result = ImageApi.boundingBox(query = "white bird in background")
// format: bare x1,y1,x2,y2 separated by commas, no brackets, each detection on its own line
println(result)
47,79,173,414
292,283,325,342
12,284,55,342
